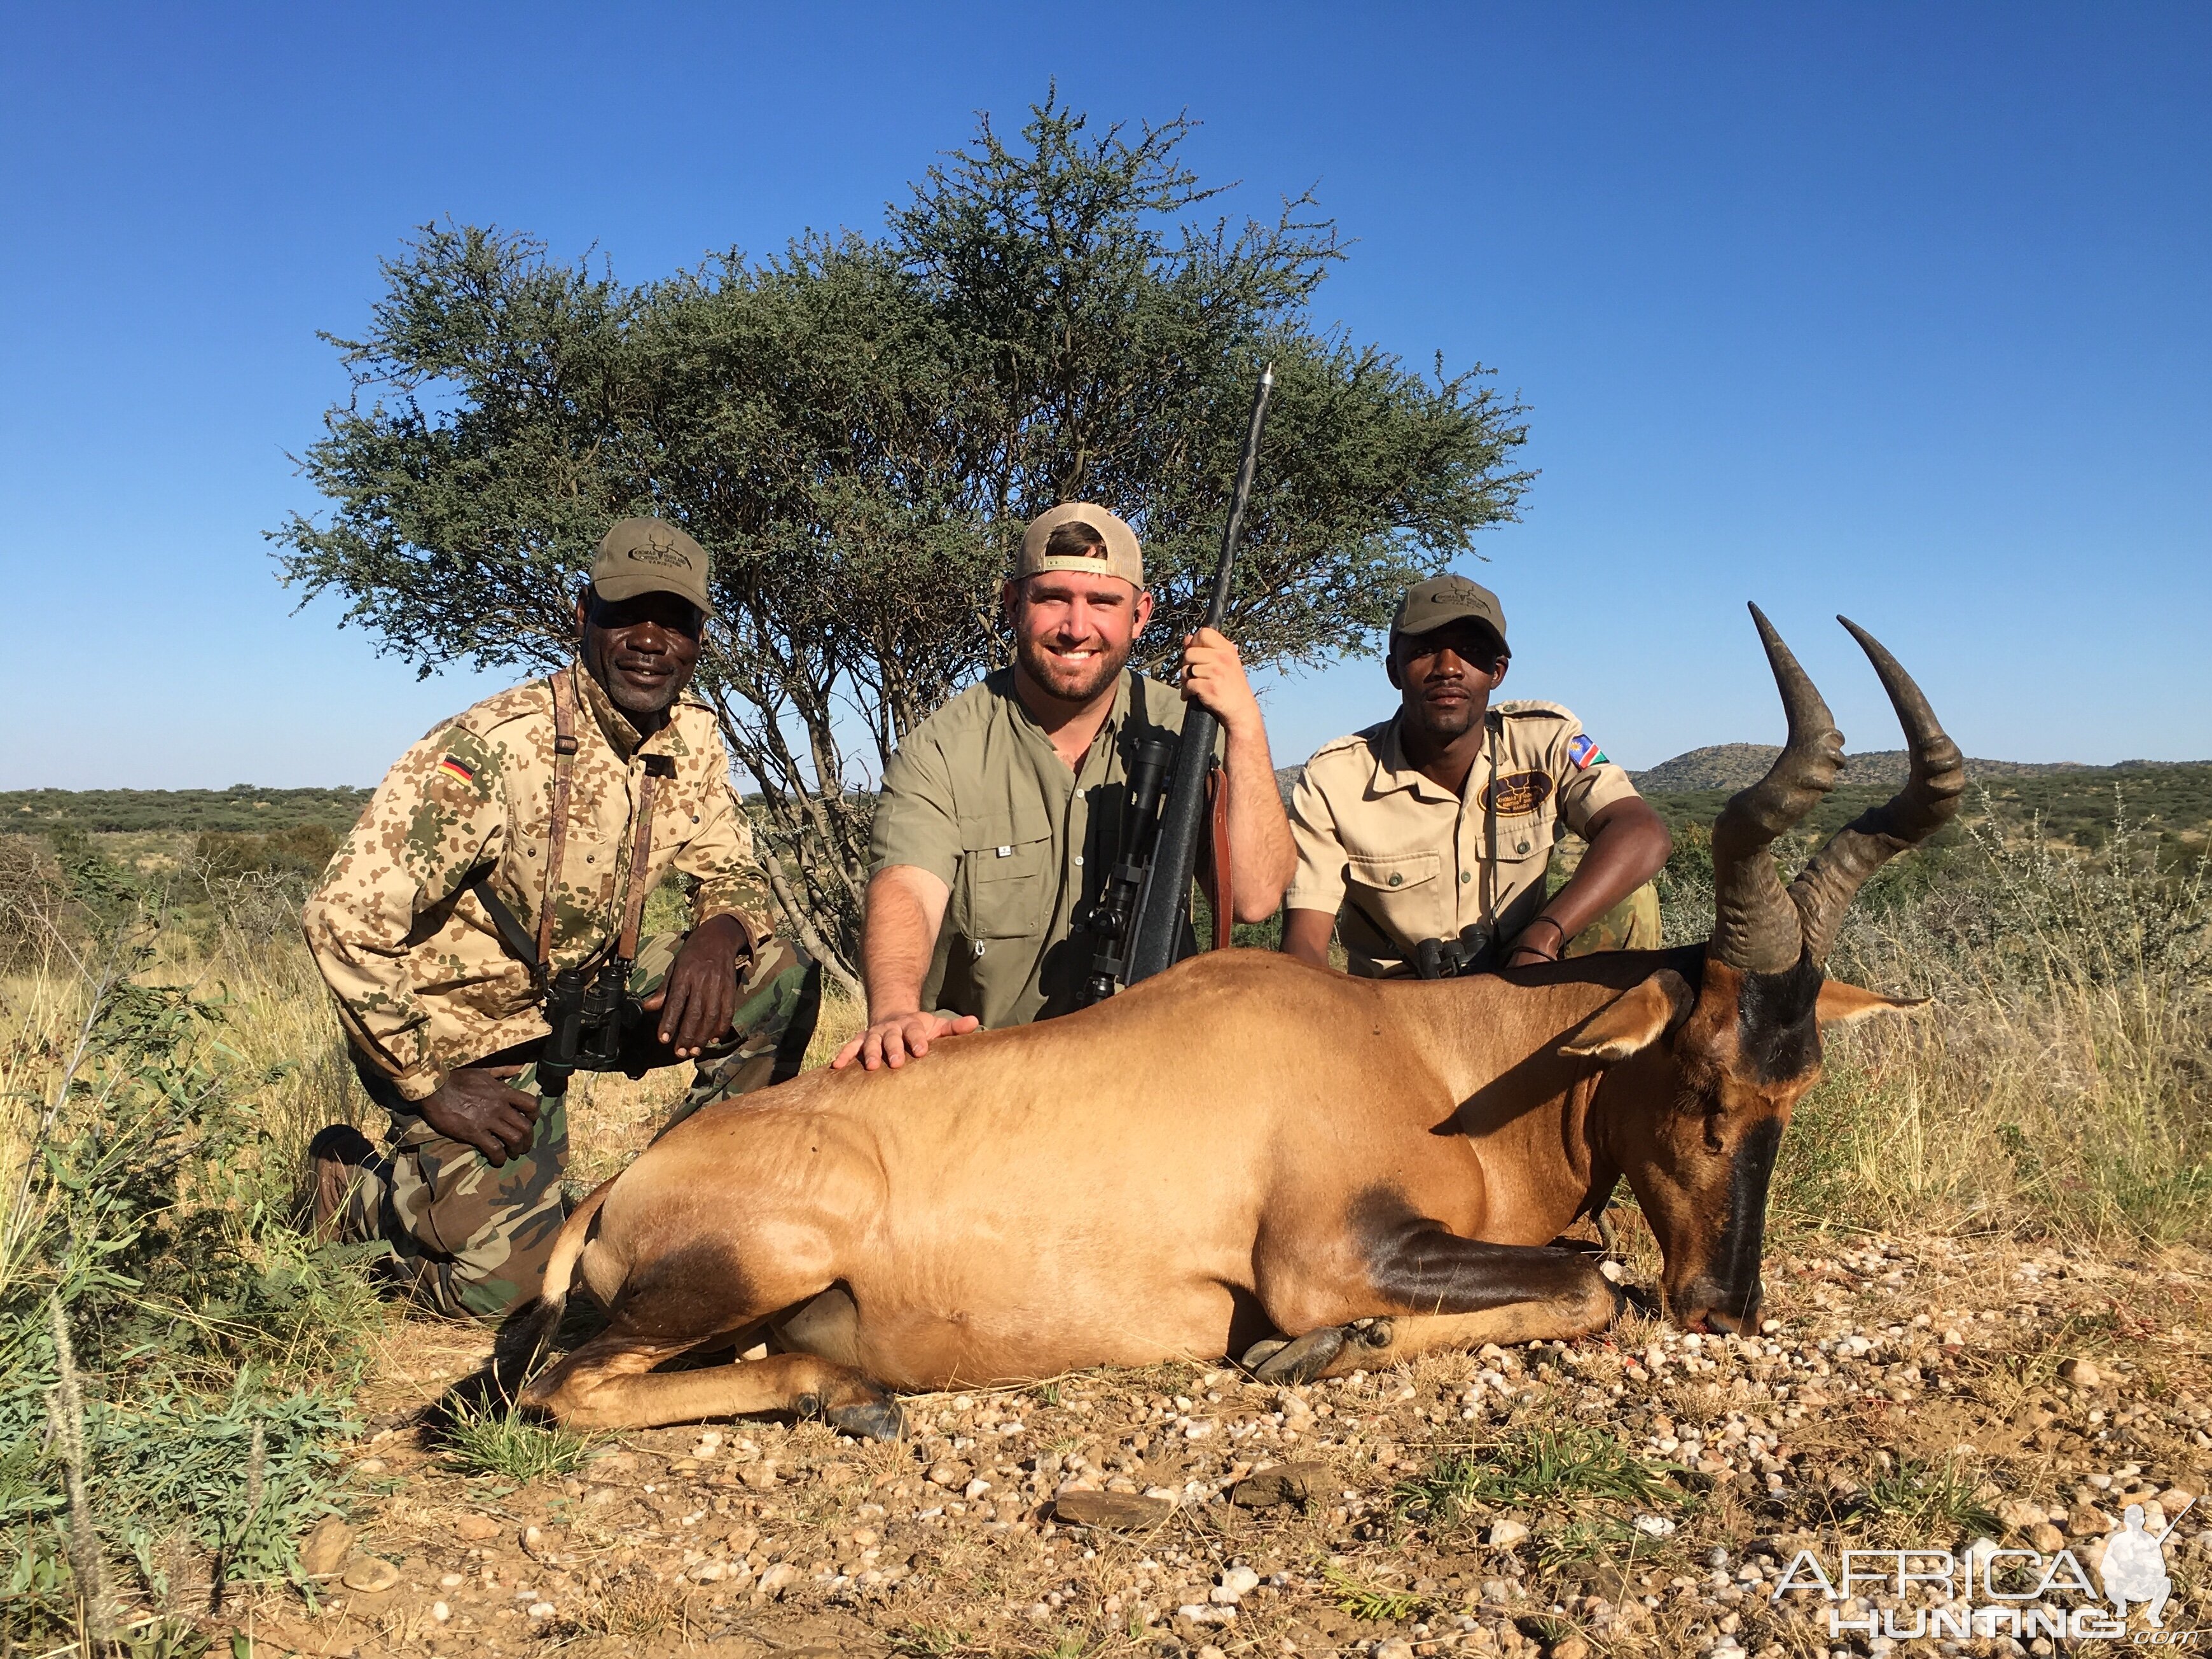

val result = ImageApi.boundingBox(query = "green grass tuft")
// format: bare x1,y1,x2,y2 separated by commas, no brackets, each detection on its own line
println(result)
439,1398,596,1483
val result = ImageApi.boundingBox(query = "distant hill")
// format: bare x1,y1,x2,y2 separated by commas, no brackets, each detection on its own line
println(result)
1629,745,2204,793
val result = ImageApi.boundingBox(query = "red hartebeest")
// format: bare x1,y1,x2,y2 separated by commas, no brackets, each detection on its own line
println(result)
509,607,1961,1437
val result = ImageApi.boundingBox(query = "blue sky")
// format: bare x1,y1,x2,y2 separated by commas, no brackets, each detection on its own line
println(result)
3,3,2206,788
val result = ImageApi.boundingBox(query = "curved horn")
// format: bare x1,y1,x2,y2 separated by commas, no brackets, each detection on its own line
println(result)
1787,617,1965,966
1709,605,1844,973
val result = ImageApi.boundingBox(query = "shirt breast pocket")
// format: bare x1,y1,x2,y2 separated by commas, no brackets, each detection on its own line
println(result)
957,811,1054,941
1344,849,1444,937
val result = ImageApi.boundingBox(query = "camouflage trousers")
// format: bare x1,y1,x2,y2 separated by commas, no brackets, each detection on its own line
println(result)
1563,880,1662,956
336,932,819,1322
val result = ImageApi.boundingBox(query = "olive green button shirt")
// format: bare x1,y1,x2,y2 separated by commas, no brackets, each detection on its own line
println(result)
869,667,1194,1029
1287,699,1640,978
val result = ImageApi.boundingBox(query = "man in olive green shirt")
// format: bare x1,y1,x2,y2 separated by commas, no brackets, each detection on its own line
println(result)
834,504,1297,1070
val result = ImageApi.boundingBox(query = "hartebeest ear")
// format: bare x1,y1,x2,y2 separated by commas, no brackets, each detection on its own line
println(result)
1815,980,1928,1027
1561,970,1696,1061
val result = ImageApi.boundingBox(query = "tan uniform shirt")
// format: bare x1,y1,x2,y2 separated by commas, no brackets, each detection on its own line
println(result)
302,662,770,1101
1287,699,1640,977
869,667,1194,1030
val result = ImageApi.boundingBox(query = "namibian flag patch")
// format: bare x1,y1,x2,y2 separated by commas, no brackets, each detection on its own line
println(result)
438,754,475,784
1567,734,1608,770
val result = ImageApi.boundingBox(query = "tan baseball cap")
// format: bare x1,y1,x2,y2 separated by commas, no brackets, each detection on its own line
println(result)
1392,574,1507,653
591,518,715,617
1016,503,1145,588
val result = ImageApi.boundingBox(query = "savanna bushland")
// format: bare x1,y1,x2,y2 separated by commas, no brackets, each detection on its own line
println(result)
6,95,2209,1659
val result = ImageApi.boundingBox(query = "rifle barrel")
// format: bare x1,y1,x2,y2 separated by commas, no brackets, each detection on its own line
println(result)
1126,363,1275,985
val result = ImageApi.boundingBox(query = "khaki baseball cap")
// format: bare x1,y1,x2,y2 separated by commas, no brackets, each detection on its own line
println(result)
1392,574,1508,652
591,518,715,617
1016,503,1145,588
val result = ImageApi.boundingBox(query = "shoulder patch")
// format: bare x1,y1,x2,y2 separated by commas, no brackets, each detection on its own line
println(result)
1566,733,1610,771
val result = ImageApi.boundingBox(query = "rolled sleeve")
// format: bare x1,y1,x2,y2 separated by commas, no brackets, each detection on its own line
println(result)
869,735,962,888
1284,767,1351,915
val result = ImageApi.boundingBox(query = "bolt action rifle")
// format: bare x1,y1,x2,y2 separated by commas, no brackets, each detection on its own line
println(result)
1108,361,1274,990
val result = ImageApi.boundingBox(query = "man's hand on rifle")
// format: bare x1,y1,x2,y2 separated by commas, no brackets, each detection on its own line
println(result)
1177,627,1264,738
418,1067,540,1166
644,912,747,1060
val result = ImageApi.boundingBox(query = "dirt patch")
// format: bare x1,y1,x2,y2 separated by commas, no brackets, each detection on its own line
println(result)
214,1232,2212,1657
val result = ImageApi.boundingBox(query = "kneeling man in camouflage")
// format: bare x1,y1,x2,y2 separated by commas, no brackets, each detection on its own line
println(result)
301,519,815,1320
1283,574,1671,978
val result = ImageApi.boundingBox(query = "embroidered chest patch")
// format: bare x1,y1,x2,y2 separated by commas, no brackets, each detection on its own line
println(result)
1482,770,1552,816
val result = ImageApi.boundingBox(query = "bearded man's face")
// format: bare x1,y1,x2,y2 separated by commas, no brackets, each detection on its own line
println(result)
1006,570,1152,704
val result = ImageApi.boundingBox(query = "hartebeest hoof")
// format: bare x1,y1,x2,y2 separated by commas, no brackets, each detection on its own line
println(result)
825,1395,906,1441
1250,1317,1395,1384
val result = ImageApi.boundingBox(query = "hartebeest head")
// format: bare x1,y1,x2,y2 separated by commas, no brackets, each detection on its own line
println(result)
1566,606,1965,1333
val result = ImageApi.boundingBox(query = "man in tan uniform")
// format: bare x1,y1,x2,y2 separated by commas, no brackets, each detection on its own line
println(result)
302,518,815,1320
835,503,1297,1069
1283,574,1671,976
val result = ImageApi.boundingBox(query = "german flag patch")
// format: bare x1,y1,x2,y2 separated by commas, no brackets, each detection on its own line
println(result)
438,754,476,784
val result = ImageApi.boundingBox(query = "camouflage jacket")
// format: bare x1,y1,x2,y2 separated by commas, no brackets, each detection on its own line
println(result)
301,662,769,1102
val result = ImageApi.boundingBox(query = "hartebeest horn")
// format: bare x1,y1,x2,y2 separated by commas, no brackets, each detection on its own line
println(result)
1709,606,1845,974
1785,618,1965,966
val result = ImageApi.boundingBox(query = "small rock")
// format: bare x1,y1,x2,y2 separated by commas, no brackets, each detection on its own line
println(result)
298,1517,354,1578
1197,1648,1229,1659
2029,1522,2066,1553
431,1601,450,1622
2057,1357,2103,1389
1211,1565,1261,1604
963,1477,992,1500
1488,1518,1531,1547
2066,1503,2113,1537
754,1562,799,1600
689,1431,722,1459
1997,1499,2046,1534
1229,1461,1336,1509
453,1513,499,1541
527,1600,555,1619
738,1461,780,1490
353,1457,386,1475
927,1460,971,1488
1551,1639,1591,1659
1633,1515,1677,1538
1376,1641,1416,1659
1054,1489,1176,1529
340,1556,399,1593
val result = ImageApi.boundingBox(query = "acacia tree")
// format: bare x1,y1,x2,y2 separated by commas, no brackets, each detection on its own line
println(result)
276,95,1535,992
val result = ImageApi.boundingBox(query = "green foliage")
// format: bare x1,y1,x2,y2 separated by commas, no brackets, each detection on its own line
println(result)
273,91,1534,980
1393,1424,1683,1533
1848,1455,2003,1544
192,823,340,883
2,912,377,1642
439,1398,595,1483
1,786,372,838
1322,1562,1433,1621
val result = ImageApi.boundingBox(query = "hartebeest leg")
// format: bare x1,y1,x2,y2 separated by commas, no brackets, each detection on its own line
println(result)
523,1329,904,1439
1252,1224,1619,1384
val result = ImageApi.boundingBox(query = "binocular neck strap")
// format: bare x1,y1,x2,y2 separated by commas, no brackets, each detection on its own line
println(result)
616,758,672,962
537,670,581,969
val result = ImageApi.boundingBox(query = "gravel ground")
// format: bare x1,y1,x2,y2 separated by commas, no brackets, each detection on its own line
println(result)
226,1229,2211,1659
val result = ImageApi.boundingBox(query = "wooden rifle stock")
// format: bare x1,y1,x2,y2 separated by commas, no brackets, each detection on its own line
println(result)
1125,363,1274,985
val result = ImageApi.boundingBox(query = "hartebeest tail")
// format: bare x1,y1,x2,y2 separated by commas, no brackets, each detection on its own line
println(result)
490,1176,614,1400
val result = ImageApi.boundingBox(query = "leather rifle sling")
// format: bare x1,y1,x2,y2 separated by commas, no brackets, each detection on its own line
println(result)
537,670,580,971
616,758,673,962
1200,763,1234,950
